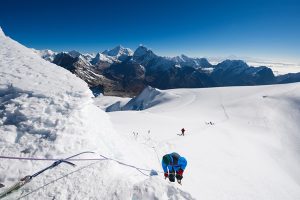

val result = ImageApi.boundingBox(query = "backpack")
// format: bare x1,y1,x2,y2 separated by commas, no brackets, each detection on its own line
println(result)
170,152,180,165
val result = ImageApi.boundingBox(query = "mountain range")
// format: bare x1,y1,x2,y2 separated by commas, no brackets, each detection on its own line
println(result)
34,45,300,97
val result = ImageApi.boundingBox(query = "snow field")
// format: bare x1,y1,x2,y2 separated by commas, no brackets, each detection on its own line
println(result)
105,84,300,199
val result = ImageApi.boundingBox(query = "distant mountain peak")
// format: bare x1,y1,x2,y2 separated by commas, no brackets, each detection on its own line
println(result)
169,54,212,68
68,50,81,58
102,45,133,60
33,49,57,62
133,45,155,57
91,52,115,65
218,59,249,69
180,54,189,59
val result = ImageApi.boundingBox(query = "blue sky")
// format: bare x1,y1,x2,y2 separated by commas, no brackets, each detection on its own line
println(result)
0,0,299,63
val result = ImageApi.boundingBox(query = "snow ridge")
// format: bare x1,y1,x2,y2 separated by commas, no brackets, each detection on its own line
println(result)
0,27,5,37
106,86,176,111
0,28,122,198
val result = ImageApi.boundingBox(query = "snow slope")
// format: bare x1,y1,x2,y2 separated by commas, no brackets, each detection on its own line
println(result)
106,83,300,200
104,86,175,112
94,94,131,111
0,27,192,199
2,25,300,199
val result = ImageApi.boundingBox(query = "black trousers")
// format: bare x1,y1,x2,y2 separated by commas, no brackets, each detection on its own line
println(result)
168,169,183,182
168,170,176,182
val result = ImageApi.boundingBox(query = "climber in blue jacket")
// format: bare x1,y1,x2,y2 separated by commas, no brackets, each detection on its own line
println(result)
162,152,187,184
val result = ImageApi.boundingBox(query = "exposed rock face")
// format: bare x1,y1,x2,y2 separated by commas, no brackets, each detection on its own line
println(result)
38,46,300,97
146,66,216,89
171,54,212,68
103,60,146,96
53,52,78,72
133,46,175,71
211,60,275,86
276,72,300,84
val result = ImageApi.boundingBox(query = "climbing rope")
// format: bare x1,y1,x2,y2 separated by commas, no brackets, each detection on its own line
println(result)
0,155,103,161
0,151,163,199
17,160,103,200
152,146,162,165
0,151,94,199
0,154,163,175
99,154,163,175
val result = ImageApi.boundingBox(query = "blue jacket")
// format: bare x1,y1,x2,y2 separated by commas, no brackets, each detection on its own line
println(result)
162,152,187,173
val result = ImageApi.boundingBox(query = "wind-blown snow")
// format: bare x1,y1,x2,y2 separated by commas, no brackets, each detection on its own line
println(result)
0,28,192,199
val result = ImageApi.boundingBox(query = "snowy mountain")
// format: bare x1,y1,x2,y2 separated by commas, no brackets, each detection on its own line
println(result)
52,52,119,96
33,49,57,62
170,54,212,68
211,60,275,86
0,27,192,199
35,45,300,97
133,45,176,70
132,46,212,70
208,55,300,76
67,50,81,58
92,52,115,64
102,45,133,61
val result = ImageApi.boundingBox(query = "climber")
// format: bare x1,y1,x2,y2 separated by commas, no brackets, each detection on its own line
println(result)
180,128,185,136
162,152,187,184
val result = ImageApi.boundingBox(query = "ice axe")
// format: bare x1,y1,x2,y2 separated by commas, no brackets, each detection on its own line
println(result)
177,179,182,185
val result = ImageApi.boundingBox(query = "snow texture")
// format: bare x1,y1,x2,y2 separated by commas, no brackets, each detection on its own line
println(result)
106,84,300,200
0,28,192,199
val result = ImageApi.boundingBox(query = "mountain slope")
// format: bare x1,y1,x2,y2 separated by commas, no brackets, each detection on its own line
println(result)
211,60,275,85
102,45,133,61
0,27,193,199
38,46,295,97
103,83,300,200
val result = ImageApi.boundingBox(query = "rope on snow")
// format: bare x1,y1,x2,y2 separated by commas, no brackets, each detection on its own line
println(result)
0,152,163,199
17,160,103,200
0,152,95,199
